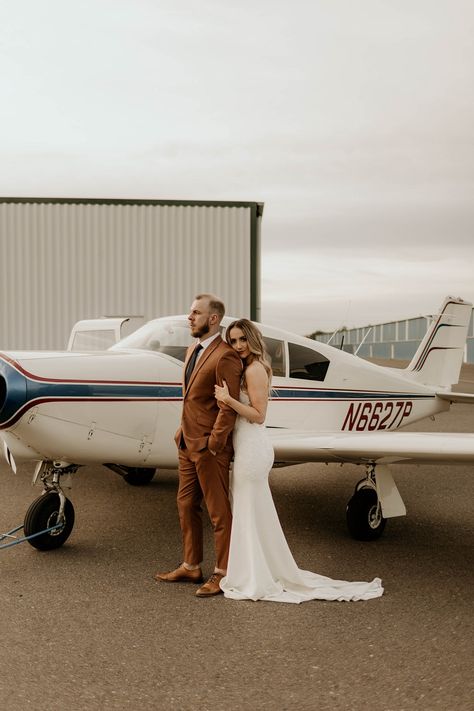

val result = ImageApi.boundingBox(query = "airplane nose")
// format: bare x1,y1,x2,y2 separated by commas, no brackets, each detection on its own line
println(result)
0,374,6,411
0,359,28,427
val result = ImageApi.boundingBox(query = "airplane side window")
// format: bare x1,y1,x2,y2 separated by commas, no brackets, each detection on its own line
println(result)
288,343,330,381
262,336,285,377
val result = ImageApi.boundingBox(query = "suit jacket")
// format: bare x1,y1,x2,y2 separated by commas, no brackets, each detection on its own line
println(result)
175,336,242,453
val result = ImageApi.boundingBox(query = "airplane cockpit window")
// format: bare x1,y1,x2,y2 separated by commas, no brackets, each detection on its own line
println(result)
262,336,286,377
288,343,330,381
111,320,194,362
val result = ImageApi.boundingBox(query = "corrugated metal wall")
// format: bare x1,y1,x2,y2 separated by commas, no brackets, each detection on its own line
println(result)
0,200,259,350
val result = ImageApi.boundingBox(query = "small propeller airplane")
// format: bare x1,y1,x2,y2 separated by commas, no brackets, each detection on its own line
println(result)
1,296,473,550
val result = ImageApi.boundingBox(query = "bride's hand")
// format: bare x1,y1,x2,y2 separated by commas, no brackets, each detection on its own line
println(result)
215,380,230,404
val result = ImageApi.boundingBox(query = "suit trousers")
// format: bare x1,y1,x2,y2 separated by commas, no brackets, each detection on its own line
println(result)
177,444,233,571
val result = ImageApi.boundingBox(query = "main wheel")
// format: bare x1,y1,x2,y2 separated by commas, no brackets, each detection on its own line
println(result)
346,487,386,541
24,493,75,550
122,467,156,486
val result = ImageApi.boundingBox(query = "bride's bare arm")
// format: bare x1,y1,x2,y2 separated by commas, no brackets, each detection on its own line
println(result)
215,361,268,424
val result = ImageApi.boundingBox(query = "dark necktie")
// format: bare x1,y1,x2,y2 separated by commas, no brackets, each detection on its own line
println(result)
185,344,203,388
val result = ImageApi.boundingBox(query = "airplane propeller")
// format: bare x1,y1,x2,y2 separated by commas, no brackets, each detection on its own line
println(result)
3,441,17,474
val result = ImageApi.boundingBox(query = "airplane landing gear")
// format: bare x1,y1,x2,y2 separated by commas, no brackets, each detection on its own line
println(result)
122,467,156,486
24,462,77,550
346,464,386,541
104,464,156,486
24,493,75,550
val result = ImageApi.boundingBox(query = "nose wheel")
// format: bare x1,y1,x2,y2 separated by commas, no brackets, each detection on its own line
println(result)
22,461,78,550
24,492,75,550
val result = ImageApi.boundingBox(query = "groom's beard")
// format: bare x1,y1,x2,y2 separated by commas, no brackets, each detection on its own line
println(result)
191,322,210,339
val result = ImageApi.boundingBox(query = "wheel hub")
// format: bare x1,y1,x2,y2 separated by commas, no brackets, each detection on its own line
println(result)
368,503,382,529
46,511,65,536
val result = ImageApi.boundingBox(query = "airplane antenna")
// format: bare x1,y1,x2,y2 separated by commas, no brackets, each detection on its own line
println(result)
327,301,351,346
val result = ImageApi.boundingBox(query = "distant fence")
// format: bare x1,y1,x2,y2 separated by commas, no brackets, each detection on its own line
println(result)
315,309,474,363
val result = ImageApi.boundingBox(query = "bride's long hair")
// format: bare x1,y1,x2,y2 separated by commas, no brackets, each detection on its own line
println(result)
225,319,272,392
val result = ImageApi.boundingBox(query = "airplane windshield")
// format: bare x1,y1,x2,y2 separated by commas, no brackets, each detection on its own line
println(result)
111,319,194,362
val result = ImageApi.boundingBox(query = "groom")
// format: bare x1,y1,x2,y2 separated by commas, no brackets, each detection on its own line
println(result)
155,293,242,597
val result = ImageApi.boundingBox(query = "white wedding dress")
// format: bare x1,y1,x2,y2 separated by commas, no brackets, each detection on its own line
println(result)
220,392,384,603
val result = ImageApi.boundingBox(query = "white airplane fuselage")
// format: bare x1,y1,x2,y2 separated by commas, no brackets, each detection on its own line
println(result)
0,316,448,470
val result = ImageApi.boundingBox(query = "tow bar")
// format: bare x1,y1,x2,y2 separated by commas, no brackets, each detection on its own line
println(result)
0,522,63,550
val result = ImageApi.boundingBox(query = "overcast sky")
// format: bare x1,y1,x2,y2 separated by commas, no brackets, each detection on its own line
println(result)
1,0,473,334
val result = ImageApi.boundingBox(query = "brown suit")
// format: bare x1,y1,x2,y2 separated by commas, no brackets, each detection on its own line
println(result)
175,335,242,570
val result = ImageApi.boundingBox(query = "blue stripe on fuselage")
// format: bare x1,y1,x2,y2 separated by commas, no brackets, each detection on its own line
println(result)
26,380,182,401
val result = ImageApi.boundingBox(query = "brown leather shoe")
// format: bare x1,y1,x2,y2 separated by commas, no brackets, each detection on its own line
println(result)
195,572,224,597
154,564,203,584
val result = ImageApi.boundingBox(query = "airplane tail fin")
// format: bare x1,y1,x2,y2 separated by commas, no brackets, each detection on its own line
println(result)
404,297,472,387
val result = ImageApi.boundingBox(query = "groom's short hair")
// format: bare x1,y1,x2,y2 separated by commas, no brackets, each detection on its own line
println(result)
195,293,225,321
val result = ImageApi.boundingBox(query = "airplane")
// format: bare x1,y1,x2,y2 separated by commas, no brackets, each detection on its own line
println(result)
1,295,473,551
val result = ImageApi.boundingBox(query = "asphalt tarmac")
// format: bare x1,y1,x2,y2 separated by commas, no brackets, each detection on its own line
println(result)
0,365,473,711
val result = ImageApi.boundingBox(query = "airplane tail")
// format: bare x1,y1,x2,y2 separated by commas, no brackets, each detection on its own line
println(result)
404,297,472,387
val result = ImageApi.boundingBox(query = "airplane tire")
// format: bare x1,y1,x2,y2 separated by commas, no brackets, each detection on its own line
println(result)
122,467,156,486
346,487,386,541
24,493,75,550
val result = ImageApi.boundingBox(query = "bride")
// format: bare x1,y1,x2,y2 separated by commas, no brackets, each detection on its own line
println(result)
214,319,384,604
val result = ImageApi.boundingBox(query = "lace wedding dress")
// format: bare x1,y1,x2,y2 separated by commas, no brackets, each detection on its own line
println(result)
220,392,384,603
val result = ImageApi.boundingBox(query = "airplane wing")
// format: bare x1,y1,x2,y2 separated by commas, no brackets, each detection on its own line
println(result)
436,391,474,404
268,429,474,465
